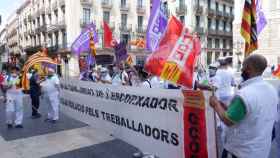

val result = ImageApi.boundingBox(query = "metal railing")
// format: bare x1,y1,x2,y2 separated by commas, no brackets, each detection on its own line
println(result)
119,24,132,32
120,3,129,12
52,2,58,10
59,0,65,6
80,0,93,6
136,5,145,14
176,5,187,15
101,0,112,9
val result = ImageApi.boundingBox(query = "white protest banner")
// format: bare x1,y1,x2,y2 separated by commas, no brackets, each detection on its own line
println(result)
60,78,217,158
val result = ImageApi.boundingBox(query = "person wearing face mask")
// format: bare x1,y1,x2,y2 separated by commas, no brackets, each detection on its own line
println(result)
3,66,24,129
99,67,112,84
112,62,129,86
210,54,278,158
41,68,60,123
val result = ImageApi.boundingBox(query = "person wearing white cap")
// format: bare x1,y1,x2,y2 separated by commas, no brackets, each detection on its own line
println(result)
41,67,60,123
99,67,112,84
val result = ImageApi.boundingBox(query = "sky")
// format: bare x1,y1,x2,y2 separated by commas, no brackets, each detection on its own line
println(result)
0,0,23,29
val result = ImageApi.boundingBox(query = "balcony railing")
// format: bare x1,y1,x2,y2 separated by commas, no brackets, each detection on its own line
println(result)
101,0,112,9
217,30,225,35
52,2,58,10
225,31,232,36
136,5,145,14
208,28,217,35
45,5,51,14
80,19,91,27
35,9,40,17
224,12,230,18
28,30,35,36
80,0,93,6
230,13,234,19
119,24,132,32
207,8,215,16
23,18,27,25
195,27,204,34
59,0,65,6
120,3,129,12
40,6,45,14
195,4,203,14
176,5,187,16
216,10,223,17
136,26,146,34
57,19,66,29
28,15,32,22
35,28,41,34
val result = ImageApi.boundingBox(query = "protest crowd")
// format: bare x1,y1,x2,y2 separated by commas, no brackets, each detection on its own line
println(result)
0,0,279,158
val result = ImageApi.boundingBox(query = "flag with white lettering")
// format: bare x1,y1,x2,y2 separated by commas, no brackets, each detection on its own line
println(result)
145,16,201,88
146,0,168,52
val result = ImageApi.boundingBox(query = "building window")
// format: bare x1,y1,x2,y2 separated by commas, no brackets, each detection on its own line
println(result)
121,14,127,26
207,0,211,8
208,18,211,29
215,19,219,30
62,30,67,48
136,56,146,66
83,8,91,23
180,16,185,24
121,34,130,45
223,4,226,13
230,7,233,15
223,52,227,56
137,0,143,7
215,52,220,60
61,6,65,15
215,2,218,11
138,16,143,28
223,20,226,31
103,11,110,23
207,52,212,65
179,0,185,6
121,0,126,6
215,39,219,48
207,38,212,48
223,39,226,48
196,16,200,27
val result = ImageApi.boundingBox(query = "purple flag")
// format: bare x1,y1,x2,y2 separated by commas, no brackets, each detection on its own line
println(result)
114,42,127,63
256,0,267,35
146,0,168,52
71,23,99,55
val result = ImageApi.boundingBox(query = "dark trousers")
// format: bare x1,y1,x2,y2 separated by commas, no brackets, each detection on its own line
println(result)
222,149,238,158
31,94,40,115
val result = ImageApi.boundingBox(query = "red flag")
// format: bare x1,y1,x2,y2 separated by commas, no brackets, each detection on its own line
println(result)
103,21,113,48
145,16,201,88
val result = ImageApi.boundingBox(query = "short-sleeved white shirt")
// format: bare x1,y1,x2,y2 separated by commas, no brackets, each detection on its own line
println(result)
41,75,60,93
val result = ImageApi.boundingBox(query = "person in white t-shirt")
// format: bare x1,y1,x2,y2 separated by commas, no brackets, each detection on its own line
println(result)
99,67,112,84
214,59,236,106
3,67,24,129
41,68,60,123
149,76,164,89
112,63,129,86
210,54,278,158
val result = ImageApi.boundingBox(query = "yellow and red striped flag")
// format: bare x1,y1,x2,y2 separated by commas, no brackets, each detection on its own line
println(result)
273,65,280,79
241,0,258,57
